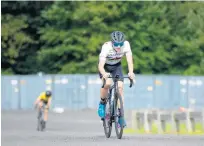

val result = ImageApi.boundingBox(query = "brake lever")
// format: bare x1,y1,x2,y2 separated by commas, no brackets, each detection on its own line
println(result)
101,78,106,88
129,78,134,88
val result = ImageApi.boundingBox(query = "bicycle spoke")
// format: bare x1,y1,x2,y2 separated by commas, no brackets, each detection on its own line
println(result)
103,94,112,138
114,93,124,139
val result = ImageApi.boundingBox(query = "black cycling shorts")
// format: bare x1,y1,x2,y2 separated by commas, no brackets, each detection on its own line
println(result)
99,62,124,82
41,100,48,105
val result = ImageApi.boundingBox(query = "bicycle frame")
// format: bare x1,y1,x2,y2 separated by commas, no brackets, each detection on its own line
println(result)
37,103,46,131
102,74,133,117
102,74,133,89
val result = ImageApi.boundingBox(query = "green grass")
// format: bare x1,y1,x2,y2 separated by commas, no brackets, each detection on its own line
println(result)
124,122,204,135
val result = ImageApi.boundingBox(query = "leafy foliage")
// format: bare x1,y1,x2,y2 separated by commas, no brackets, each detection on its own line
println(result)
1,1,204,75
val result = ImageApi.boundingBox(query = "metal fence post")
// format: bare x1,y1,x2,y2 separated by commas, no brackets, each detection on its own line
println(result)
51,75,55,109
157,110,162,134
171,111,177,133
18,76,21,109
85,75,89,109
144,110,150,132
186,110,192,133
131,110,137,130
202,109,204,131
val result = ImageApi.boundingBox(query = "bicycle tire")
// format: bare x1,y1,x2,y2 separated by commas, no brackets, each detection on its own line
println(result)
37,108,42,131
114,92,124,139
103,94,112,138
41,105,46,131
37,106,45,131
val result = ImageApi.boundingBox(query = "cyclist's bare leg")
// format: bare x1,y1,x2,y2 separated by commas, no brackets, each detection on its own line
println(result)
37,101,43,119
100,78,112,102
44,108,48,122
37,101,47,121
38,101,43,110
117,81,124,108
117,81,126,126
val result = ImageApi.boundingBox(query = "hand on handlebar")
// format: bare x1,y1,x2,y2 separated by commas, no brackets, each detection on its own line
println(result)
128,72,135,80
102,72,110,80
45,105,49,110
34,104,38,110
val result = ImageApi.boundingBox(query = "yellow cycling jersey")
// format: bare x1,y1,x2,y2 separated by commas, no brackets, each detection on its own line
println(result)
38,92,51,102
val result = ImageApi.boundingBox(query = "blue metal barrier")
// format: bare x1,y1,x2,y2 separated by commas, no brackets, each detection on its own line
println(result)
1,74,204,110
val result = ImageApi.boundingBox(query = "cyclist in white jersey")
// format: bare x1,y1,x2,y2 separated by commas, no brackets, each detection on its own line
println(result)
98,31,135,127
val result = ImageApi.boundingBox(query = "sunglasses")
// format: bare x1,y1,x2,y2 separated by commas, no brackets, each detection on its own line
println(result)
113,42,124,47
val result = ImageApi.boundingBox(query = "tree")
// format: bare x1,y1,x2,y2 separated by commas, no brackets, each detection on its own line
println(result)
1,1,52,74
2,1,204,75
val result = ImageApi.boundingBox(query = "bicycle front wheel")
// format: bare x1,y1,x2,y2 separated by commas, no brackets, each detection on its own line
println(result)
103,96,112,138
37,107,44,131
37,109,42,131
114,92,124,139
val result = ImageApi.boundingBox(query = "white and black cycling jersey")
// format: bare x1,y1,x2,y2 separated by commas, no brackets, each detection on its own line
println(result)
99,41,132,65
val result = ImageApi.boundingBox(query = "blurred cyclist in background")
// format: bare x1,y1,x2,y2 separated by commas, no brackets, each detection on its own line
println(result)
98,31,135,127
34,90,52,126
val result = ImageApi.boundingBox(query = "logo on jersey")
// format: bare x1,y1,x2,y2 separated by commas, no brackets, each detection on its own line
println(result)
106,52,123,60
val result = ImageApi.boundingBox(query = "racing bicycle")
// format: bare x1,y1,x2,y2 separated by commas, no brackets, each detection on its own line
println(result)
36,104,46,131
101,74,133,139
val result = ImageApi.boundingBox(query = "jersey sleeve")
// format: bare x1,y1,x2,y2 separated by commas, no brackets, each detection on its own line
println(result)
38,92,44,99
124,41,132,56
99,43,109,61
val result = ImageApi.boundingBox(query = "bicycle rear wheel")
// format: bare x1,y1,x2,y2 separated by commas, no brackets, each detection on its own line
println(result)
37,106,44,131
114,92,124,139
37,109,42,131
103,95,112,138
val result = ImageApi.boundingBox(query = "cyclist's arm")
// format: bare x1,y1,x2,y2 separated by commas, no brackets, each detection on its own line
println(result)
126,55,134,73
98,43,108,75
34,93,42,105
125,41,134,73
98,60,106,76
47,97,52,108
34,97,41,107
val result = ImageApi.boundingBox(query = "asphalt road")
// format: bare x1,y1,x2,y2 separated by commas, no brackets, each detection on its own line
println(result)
2,110,204,146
